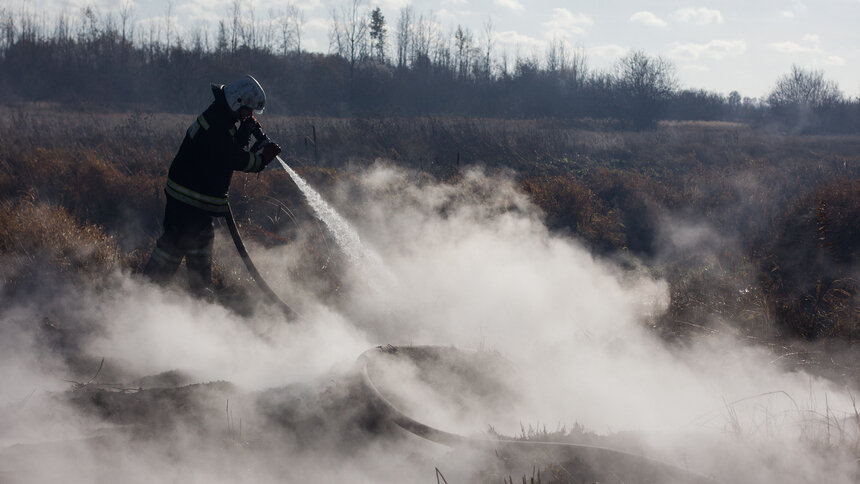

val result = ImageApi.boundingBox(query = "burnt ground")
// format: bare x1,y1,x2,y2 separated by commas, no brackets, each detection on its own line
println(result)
1,340,737,484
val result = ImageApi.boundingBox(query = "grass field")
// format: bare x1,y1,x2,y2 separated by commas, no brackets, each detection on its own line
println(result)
1,103,859,482
2,104,857,345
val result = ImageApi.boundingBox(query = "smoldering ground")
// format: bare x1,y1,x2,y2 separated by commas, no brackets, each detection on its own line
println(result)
0,165,858,483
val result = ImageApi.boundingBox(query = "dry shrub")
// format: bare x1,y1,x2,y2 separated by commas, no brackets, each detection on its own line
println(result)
0,195,124,289
586,168,671,255
520,175,624,251
761,178,860,340
3,146,164,245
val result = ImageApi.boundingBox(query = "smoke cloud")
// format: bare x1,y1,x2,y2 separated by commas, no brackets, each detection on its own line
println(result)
0,164,857,483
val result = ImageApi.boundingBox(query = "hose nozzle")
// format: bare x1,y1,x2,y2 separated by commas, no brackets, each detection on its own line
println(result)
250,124,271,152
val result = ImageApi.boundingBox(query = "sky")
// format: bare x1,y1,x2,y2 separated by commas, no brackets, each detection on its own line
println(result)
21,0,860,98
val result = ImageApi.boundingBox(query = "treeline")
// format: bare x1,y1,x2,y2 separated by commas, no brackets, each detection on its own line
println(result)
1,2,858,131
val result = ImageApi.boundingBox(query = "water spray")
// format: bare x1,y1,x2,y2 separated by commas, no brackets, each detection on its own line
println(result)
276,156,367,264
221,148,375,321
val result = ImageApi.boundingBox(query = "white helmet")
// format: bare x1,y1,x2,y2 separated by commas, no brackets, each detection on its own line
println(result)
223,75,266,114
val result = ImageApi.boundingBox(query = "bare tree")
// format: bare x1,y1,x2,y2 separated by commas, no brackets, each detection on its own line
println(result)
568,44,588,87
191,21,209,52
615,50,678,128
275,3,303,54
0,8,14,55
480,17,494,78
251,4,276,52
260,8,279,52
547,39,588,86
54,11,71,43
119,1,134,44
330,0,369,97
104,12,118,48
545,37,564,73
230,0,240,54
16,8,43,45
411,11,437,67
80,6,100,43
616,50,677,97
276,5,299,56
293,7,304,53
432,26,452,70
768,65,842,109
145,19,160,59
395,6,412,67
165,0,173,51
329,0,368,63
216,20,228,56
240,2,256,49
454,25,473,79
499,48,510,79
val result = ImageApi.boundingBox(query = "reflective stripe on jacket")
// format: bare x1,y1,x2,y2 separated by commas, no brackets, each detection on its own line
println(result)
165,177,229,213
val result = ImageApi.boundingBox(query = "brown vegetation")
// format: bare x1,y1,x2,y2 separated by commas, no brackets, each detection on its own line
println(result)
0,104,858,375
760,179,860,340
0,195,123,291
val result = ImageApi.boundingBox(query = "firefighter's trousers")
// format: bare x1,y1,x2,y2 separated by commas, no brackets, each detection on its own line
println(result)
144,197,215,294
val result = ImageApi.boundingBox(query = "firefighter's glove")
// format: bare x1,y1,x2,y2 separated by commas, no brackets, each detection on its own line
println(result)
237,116,261,147
259,142,282,166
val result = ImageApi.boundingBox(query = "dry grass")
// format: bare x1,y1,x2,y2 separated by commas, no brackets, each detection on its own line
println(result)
0,195,123,290
760,179,860,340
0,104,858,355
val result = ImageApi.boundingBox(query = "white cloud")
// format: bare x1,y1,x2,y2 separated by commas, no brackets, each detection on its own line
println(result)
304,17,329,32
175,3,221,23
630,11,667,27
670,40,747,61
767,39,844,67
681,64,710,72
39,0,123,10
589,44,626,59
672,7,723,25
435,9,461,21
768,33,833,57
816,55,846,66
781,0,808,19
496,30,544,49
302,37,322,51
265,0,322,11
542,8,593,38
767,41,820,54
134,16,165,34
295,0,323,11
375,0,412,10
495,0,524,11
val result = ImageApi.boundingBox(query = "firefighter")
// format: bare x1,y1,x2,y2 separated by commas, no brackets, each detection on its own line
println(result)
144,75,281,295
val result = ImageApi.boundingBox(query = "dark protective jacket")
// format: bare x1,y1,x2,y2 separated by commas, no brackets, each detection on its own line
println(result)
165,84,266,214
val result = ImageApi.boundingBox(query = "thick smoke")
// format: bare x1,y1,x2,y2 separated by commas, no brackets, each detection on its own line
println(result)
0,164,857,483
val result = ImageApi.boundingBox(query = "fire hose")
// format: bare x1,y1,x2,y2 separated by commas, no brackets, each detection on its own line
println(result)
224,202,299,321
358,346,719,484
